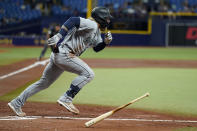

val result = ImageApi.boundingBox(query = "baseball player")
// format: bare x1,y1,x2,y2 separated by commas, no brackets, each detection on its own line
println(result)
38,24,60,61
8,7,113,116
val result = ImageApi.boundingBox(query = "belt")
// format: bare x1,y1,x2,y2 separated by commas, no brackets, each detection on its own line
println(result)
50,45,59,53
59,44,75,54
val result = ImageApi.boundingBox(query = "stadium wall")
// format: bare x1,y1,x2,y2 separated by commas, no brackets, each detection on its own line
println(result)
1,17,197,47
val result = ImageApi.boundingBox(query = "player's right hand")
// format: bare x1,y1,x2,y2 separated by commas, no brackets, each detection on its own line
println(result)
47,33,62,46
104,31,112,45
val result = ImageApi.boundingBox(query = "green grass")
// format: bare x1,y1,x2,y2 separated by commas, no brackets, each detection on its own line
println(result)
0,47,51,65
1,68,197,117
82,47,197,60
0,47,197,65
173,127,197,131
1,47,197,116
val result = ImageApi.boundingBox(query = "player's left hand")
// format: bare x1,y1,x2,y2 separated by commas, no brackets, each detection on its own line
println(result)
47,33,62,46
104,31,112,45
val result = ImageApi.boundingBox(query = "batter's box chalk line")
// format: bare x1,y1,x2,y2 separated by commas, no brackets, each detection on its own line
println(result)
1,116,197,123
0,116,40,120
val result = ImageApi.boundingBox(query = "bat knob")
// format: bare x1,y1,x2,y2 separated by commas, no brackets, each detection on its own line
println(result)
145,92,150,97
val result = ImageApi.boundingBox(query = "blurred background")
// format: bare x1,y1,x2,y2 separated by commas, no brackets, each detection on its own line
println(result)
0,0,197,47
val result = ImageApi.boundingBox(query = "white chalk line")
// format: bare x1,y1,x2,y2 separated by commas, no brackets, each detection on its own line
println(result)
0,59,49,80
1,116,197,124
0,116,39,120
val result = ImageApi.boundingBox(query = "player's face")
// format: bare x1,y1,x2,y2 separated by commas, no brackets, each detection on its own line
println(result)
100,27,106,31
106,19,110,24
99,18,110,31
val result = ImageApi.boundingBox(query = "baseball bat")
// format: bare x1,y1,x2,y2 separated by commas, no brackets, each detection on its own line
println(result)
85,92,150,127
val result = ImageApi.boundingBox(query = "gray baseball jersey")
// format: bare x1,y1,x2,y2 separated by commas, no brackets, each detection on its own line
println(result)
10,17,104,109
59,17,102,56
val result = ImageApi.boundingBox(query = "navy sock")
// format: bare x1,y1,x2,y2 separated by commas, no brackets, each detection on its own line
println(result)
66,84,81,98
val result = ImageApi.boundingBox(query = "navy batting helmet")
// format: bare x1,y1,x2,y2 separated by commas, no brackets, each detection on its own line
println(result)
91,7,112,28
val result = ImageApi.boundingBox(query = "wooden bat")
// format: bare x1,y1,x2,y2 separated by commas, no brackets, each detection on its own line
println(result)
85,92,150,127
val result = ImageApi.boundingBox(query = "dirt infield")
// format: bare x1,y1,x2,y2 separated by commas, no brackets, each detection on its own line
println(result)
0,50,6,53
1,101,197,131
0,58,197,131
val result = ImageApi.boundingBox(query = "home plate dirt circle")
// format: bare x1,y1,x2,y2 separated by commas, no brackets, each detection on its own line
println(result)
1,101,197,131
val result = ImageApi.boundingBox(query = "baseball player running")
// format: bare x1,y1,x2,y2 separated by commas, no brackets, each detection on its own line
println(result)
8,7,113,116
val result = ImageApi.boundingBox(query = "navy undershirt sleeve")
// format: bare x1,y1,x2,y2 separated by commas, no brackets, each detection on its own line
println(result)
59,17,80,37
93,42,106,52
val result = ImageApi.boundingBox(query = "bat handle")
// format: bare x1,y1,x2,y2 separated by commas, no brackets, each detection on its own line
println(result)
85,111,113,127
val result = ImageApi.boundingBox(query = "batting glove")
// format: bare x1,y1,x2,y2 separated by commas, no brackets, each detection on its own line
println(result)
47,33,62,46
104,31,112,45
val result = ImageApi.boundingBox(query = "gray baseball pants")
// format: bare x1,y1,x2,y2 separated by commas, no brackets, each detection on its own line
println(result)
11,49,94,108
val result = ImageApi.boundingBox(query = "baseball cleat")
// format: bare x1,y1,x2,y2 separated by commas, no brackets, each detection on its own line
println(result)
8,102,26,117
57,100,79,115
